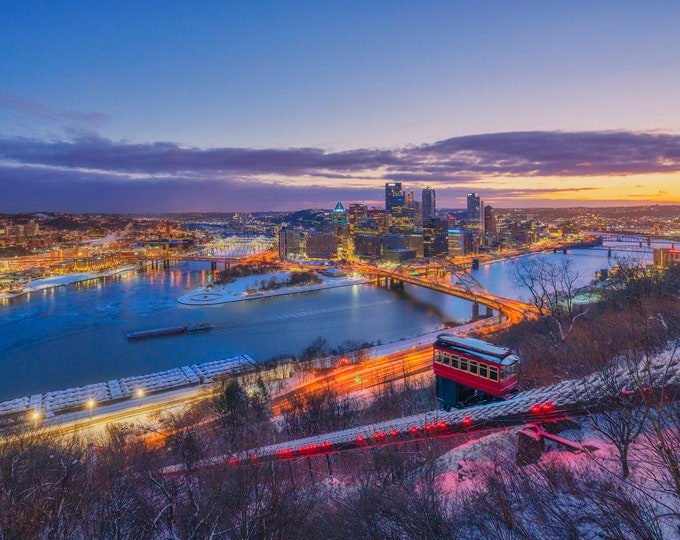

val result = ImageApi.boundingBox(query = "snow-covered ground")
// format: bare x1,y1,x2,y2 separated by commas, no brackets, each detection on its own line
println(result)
431,414,679,538
0,266,138,300
177,271,371,305
0,354,254,421
80,231,122,245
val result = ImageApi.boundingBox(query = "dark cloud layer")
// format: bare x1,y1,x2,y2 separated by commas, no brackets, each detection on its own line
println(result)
0,165,379,214
1,130,679,212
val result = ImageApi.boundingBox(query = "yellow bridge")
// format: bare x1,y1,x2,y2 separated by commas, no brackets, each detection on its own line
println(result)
354,261,540,324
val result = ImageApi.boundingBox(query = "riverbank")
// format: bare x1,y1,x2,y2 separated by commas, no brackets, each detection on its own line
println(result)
177,271,371,305
0,265,140,301
0,354,255,426
0,318,494,428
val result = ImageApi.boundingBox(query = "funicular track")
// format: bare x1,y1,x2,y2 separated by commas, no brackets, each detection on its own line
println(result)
163,354,679,474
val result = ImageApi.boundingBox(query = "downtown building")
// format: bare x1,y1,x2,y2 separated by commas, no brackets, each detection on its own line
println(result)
385,182,415,235
305,231,338,259
422,187,436,221
423,218,449,257
385,182,405,213
467,193,482,220
277,227,306,261
654,248,680,268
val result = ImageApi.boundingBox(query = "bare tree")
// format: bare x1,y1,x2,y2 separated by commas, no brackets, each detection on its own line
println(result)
466,456,666,540
636,343,680,525
281,385,358,438
513,256,589,342
582,354,650,479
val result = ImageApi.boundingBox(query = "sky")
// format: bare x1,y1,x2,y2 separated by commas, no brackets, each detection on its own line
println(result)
1,1,680,213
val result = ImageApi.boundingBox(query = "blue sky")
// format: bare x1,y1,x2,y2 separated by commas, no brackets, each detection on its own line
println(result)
1,1,680,212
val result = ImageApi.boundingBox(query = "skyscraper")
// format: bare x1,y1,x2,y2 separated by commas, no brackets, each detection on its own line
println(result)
484,204,497,235
423,218,448,257
332,201,346,224
385,183,404,213
404,188,414,209
348,202,368,235
467,193,481,220
422,187,436,220
278,227,305,261
388,205,415,235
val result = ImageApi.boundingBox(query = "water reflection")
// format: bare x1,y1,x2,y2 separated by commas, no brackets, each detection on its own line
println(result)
0,247,652,401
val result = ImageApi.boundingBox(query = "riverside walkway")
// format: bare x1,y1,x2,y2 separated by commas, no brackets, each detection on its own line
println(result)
0,354,255,423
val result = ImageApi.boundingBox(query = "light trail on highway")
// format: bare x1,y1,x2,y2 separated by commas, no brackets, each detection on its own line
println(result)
271,347,433,415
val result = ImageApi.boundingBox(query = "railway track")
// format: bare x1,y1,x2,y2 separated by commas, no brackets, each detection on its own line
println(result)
163,350,679,473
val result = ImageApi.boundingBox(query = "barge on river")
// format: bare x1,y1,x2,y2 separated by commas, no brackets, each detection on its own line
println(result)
127,323,213,340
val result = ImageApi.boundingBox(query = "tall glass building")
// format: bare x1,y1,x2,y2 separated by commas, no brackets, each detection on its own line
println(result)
467,193,481,220
422,187,436,220
385,182,405,213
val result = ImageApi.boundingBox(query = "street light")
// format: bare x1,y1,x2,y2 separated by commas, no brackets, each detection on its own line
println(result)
86,399,95,419
31,409,40,429
135,388,145,399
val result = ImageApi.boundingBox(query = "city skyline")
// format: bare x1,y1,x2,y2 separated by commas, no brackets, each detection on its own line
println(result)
2,2,680,212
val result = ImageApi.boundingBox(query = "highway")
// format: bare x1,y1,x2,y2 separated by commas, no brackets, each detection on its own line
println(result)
271,347,433,415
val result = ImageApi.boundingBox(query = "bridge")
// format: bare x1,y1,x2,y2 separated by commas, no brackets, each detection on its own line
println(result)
596,233,672,244
138,237,277,270
354,259,539,324
590,246,655,257
202,235,276,258
1,236,276,272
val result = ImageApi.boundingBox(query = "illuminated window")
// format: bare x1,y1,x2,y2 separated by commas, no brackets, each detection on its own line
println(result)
489,366,498,381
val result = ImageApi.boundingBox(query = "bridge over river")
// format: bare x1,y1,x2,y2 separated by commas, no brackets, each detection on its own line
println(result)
355,261,540,324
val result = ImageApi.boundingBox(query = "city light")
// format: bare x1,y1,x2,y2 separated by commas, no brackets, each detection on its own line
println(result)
86,399,95,419
1,2,679,532
31,409,41,429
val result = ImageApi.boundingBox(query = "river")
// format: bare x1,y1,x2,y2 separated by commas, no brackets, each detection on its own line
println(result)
0,244,652,401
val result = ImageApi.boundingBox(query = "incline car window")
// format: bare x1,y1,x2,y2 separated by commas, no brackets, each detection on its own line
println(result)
489,366,498,381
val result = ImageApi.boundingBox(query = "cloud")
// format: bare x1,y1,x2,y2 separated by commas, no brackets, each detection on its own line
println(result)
0,90,110,136
0,136,399,176
0,165,381,213
2,130,680,179
413,131,680,177
1,129,679,211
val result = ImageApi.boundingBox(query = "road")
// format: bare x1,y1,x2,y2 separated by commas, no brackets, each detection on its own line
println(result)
32,346,436,440
33,385,211,440
271,346,433,415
